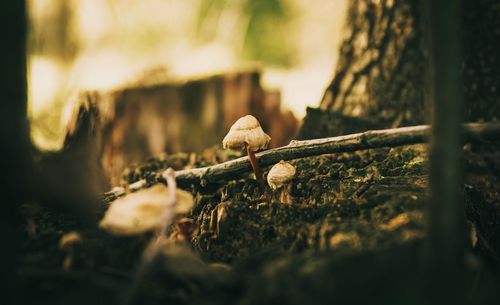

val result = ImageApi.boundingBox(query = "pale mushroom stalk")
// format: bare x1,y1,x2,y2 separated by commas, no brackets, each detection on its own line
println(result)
158,168,177,237
126,168,191,304
245,143,266,190
142,168,178,263
100,173,195,305
279,186,290,203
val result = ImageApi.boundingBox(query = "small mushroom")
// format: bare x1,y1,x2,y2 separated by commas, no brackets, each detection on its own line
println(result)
208,203,228,238
58,231,82,270
267,160,296,203
329,232,361,249
99,184,194,236
174,218,198,242
216,204,228,237
222,115,271,190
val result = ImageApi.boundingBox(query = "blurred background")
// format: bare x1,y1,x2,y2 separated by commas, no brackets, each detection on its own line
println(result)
28,0,347,151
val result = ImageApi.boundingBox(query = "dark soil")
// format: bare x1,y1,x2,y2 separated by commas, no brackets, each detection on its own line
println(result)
17,144,500,304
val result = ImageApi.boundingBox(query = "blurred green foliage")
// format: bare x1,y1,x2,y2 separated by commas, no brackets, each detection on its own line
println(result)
197,0,293,66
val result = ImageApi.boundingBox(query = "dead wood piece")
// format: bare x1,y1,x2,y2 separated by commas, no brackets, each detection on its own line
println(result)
103,123,500,194
173,123,500,184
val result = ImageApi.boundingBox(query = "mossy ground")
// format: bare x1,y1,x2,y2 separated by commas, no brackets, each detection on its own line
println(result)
17,144,500,304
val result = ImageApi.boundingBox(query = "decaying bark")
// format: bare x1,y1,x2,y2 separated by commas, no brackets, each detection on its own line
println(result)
462,0,500,121
301,0,500,138
297,107,381,140
320,0,426,126
66,70,297,186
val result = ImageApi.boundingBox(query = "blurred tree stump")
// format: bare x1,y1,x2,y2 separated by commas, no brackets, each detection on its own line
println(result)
65,70,297,186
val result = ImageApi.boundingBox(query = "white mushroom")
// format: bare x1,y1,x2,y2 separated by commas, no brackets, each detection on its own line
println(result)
267,160,296,203
222,115,271,189
99,184,194,236
222,115,271,151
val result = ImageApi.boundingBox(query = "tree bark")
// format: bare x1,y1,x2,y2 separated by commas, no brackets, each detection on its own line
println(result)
320,0,427,126
300,0,500,138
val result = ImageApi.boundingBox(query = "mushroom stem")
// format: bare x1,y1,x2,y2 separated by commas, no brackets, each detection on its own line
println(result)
158,168,177,238
62,252,74,270
279,189,287,203
279,187,293,204
246,144,265,190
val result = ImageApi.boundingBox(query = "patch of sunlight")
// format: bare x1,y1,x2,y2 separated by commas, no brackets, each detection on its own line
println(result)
28,56,62,113
28,56,70,151
30,120,64,152
28,0,348,151
168,43,237,79
262,62,334,119
71,49,143,90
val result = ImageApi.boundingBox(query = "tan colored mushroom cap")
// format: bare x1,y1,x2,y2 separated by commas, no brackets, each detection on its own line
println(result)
222,115,271,151
99,184,194,236
58,231,82,249
267,160,296,190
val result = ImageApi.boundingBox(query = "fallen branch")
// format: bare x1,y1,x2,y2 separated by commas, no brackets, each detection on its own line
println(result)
105,123,500,195
174,123,500,184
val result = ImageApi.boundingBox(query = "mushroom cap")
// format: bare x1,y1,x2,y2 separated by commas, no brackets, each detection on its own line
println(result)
267,160,296,190
222,115,271,151
99,184,194,236
58,231,82,250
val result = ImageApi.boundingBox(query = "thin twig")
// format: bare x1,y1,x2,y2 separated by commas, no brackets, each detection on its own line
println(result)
173,123,500,184
105,123,500,195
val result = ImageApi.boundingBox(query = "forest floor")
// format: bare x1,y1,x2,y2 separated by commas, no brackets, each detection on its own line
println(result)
17,143,500,304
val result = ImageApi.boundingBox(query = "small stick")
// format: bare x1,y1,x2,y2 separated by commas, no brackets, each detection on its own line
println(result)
173,123,500,185
105,123,500,195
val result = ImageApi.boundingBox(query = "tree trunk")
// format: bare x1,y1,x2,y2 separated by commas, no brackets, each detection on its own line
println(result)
299,0,500,138
321,0,427,126
297,0,500,294
0,1,29,302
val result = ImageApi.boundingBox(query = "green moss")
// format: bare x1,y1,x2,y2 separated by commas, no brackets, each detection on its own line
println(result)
117,144,429,262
